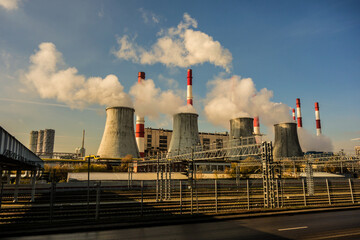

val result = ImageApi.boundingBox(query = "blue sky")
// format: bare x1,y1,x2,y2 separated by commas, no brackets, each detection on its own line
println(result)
0,0,359,154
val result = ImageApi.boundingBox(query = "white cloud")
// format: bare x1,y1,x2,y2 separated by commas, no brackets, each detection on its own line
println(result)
113,13,232,72
0,0,21,10
139,8,160,24
23,42,132,109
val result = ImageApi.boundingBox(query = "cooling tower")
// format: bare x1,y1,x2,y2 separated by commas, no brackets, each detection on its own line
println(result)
168,113,200,156
97,107,140,158
273,122,303,159
43,129,55,155
29,131,38,153
36,130,44,154
229,117,254,139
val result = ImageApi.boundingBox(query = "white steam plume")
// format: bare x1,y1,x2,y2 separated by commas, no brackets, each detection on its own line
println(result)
0,0,21,10
298,128,333,152
204,75,292,128
113,13,232,72
23,42,132,108
129,78,196,120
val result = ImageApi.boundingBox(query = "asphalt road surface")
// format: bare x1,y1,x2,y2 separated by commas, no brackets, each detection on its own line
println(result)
4,209,360,240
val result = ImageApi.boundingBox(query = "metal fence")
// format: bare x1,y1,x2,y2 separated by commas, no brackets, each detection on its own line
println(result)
0,178,359,225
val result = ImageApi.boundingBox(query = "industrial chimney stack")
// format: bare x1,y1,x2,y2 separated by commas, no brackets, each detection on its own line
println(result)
187,69,193,105
253,116,260,135
296,98,302,128
292,109,296,121
315,102,321,136
136,72,146,158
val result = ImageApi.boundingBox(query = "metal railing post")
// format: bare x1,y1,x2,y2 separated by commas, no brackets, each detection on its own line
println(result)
13,169,21,203
349,178,354,204
141,180,144,217
326,179,331,205
215,179,218,213
95,181,101,220
247,179,250,210
180,180,182,214
31,170,36,202
302,178,307,206
49,181,56,223
156,154,159,202
276,179,279,208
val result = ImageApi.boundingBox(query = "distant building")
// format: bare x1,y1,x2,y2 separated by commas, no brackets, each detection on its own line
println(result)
355,146,360,156
144,127,229,156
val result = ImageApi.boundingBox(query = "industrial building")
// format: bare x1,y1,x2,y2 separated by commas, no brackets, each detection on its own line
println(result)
144,127,229,156
29,129,55,157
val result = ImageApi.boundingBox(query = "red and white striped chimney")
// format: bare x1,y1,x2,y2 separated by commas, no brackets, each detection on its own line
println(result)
296,98,302,128
315,102,321,136
187,69,193,105
253,116,260,135
292,108,296,121
136,72,145,158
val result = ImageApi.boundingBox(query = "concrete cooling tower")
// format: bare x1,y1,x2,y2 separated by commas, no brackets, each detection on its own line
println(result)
43,129,55,155
229,117,254,139
36,130,44,154
97,107,140,158
29,131,38,153
168,113,200,156
273,122,303,159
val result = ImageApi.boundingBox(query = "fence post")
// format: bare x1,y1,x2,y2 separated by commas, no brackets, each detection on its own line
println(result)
190,179,193,215
141,180,144,217
302,178,307,206
349,178,354,204
215,179,218,213
247,179,250,210
326,179,331,205
156,154,159,202
49,181,56,223
180,180,182,214
276,179,279,208
13,169,21,203
95,181,101,220
31,170,36,202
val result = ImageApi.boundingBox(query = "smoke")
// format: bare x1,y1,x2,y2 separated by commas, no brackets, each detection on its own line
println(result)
0,0,21,10
23,42,132,109
113,13,232,72
204,75,292,128
298,128,333,152
129,78,196,120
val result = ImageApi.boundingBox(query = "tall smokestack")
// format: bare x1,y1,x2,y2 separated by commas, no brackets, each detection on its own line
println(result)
253,116,260,135
296,98,302,128
273,122,303,159
136,72,145,158
292,109,296,121
97,107,140,158
187,69,193,105
315,102,321,136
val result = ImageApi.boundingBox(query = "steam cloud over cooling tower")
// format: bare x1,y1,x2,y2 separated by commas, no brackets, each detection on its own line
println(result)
204,75,292,129
273,122,303,159
97,107,139,158
168,113,200,156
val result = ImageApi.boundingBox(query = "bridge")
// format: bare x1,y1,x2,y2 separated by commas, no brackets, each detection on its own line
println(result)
0,126,44,202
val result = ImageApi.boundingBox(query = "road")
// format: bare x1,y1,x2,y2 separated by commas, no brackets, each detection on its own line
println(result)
4,209,360,240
